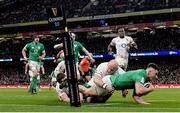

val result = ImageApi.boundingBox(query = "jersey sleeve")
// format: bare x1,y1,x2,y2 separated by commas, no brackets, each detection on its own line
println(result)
110,38,116,46
95,63,105,78
59,61,66,73
128,36,135,44
134,75,145,85
91,67,96,74
24,43,30,50
77,42,85,51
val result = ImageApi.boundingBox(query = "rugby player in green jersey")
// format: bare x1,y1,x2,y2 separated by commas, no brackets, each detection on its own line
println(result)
22,35,46,94
54,32,95,80
79,63,159,104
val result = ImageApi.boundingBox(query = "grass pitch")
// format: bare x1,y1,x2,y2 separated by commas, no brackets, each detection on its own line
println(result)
0,88,179,112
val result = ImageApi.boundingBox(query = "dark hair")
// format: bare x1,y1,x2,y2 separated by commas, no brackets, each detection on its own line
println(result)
117,27,125,32
32,35,40,39
147,63,159,71
56,73,66,83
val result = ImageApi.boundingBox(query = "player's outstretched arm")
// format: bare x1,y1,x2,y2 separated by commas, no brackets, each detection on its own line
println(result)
78,85,96,96
54,43,63,49
93,74,104,87
82,48,95,63
93,74,114,93
133,95,150,104
59,92,70,102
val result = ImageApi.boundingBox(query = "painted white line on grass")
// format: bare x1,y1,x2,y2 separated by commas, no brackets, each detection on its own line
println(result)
148,100,178,102
0,104,66,107
0,103,180,110
85,103,179,108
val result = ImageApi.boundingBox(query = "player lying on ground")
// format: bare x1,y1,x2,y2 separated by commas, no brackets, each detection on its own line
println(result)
55,73,83,103
80,59,126,103
79,63,159,104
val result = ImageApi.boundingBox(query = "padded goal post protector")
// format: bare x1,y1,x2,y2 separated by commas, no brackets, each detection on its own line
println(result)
47,5,81,107
63,32,81,107
61,5,81,107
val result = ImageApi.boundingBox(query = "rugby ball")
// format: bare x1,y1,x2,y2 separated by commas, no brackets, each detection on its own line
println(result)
144,83,151,88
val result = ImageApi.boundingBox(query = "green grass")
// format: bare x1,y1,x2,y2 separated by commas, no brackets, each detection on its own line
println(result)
0,88,179,112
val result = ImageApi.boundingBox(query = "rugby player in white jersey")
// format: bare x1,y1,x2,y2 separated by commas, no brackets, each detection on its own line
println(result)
55,73,83,103
108,28,137,70
107,28,138,97
79,59,125,103
49,50,66,89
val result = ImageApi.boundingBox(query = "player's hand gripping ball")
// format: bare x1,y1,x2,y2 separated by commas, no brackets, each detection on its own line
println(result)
144,83,151,88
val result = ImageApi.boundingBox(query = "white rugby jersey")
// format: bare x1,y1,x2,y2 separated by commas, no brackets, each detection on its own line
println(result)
110,36,134,59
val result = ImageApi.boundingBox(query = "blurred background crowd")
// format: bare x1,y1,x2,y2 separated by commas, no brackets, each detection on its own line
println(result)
0,0,179,85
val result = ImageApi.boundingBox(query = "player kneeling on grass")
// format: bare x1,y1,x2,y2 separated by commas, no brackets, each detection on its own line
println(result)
79,63,159,104
55,73,83,103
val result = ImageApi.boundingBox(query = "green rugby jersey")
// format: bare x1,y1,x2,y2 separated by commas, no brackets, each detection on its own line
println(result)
73,41,84,63
110,69,147,90
25,42,45,62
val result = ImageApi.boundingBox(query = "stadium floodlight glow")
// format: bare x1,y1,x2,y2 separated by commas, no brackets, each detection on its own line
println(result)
0,59,13,62
20,57,55,61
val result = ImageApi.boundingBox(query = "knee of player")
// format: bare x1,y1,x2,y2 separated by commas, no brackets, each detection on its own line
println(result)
32,70,38,76
82,88,90,95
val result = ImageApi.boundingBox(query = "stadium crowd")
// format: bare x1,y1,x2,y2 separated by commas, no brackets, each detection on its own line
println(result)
0,64,50,85
0,59,179,85
0,0,179,92
0,0,180,24
128,61,180,84
0,27,179,58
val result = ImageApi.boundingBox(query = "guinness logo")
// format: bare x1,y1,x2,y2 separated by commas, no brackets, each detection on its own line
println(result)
52,8,57,17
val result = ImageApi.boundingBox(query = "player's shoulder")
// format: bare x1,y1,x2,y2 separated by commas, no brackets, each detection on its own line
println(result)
27,42,33,45
97,62,108,70
95,63,108,76
25,42,33,47
125,35,133,40
99,62,108,67
132,69,145,73
74,41,82,46
126,69,144,75
112,36,120,40
74,41,80,44
38,42,44,46
134,69,146,76
124,35,131,38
